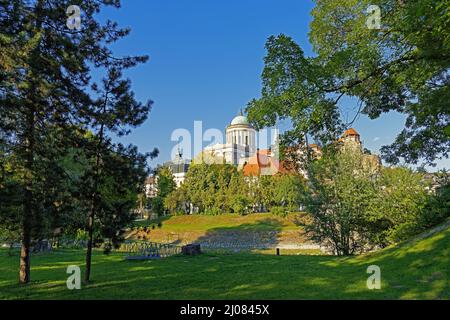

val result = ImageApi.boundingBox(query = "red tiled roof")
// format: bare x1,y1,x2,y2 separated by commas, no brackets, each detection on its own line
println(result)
343,128,360,137
243,163,260,176
242,150,295,176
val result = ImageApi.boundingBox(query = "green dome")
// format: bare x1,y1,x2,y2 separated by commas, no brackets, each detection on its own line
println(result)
230,115,249,126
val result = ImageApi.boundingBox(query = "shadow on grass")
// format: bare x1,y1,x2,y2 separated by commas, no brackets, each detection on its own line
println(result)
191,218,285,250
0,227,448,300
132,215,172,228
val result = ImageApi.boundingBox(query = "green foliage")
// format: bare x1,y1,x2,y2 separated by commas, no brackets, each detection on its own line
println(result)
96,145,148,248
156,166,176,198
244,0,449,254
152,166,176,216
0,0,156,282
164,162,307,215
305,148,379,255
270,206,288,218
164,186,188,215
229,195,251,216
372,167,429,244
415,172,450,233
227,171,251,215
75,229,88,242
247,0,449,166
0,155,22,246
271,174,306,212
175,163,239,214
152,196,165,216
305,147,447,255
309,0,450,165
246,34,343,149
205,207,223,216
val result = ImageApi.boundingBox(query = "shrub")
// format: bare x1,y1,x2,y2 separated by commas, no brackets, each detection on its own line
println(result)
205,207,222,216
374,167,430,244
151,196,165,216
230,195,250,215
305,148,378,255
75,229,88,242
415,175,450,232
270,206,288,218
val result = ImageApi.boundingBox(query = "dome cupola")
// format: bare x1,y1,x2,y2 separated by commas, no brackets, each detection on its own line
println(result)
230,110,250,126
226,110,256,152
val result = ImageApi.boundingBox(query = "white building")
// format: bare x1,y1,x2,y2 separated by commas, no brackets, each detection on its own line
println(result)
145,176,158,198
203,111,257,166
164,149,191,187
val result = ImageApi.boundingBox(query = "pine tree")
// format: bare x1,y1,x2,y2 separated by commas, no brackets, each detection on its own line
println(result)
0,0,152,284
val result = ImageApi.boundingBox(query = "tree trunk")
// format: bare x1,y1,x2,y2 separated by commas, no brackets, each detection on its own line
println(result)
84,151,101,283
84,198,96,283
19,217,31,284
19,0,45,286
20,106,35,284
84,121,104,283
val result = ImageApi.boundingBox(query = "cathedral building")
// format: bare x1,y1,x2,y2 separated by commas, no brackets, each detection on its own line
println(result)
203,111,257,166
145,113,381,197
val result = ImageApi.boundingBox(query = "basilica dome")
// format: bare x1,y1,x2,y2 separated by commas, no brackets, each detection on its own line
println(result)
230,115,249,126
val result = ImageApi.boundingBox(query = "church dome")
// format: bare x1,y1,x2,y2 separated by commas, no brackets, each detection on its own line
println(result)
230,115,249,126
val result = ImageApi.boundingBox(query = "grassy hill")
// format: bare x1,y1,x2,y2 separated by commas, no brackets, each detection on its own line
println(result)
0,221,448,300
129,213,311,248
132,213,302,232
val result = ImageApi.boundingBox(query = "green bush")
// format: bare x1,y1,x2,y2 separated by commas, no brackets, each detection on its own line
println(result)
151,196,165,216
74,229,87,241
415,179,450,232
230,196,250,215
270,206,288,218
205,207,222,216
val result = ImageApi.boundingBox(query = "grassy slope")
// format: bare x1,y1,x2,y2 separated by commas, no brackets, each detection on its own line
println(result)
132,213,302,232
0,225,448,300
129,213,309,245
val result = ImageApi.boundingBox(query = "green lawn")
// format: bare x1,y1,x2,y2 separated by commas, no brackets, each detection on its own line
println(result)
1,226,448,300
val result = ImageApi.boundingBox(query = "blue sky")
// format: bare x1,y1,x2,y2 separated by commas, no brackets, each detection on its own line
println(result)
98,0,448,171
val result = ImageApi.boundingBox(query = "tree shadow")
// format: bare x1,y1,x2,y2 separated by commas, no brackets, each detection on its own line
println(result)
98,226,450,300
132,215,172,228
1,226,448,300
191,218,285,251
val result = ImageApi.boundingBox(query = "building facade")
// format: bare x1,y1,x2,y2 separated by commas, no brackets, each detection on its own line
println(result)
203,111,257,166
146,111,381,197
164,149,191,187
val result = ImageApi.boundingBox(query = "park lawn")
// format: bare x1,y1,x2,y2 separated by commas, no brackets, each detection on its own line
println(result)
132,213,304,232
0,226,448,300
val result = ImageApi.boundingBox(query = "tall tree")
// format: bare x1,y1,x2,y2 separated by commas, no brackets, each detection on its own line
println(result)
152,166,176,216
247,0,449,166
82,64,152,282
0,0,152,284
90,144,149,255
246,34,344,160
309,0,449,165
305,147,379,255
